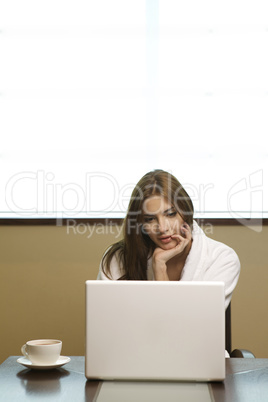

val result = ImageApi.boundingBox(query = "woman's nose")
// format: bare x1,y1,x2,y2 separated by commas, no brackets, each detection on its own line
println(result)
158,218,168,234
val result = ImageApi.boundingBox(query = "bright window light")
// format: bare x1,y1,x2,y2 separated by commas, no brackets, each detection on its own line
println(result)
0,0,267,220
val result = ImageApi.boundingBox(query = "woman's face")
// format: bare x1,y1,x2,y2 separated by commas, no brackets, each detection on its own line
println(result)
142,195,185,250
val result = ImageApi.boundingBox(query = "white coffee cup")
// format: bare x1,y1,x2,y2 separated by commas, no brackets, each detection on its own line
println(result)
21,339,62,365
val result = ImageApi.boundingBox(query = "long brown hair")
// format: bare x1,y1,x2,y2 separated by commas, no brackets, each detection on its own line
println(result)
101,169,194,280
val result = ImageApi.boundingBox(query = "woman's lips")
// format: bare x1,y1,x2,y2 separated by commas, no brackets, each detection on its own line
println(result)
159,236,172,244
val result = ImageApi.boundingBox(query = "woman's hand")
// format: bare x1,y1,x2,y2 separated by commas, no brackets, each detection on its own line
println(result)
152,223,192,280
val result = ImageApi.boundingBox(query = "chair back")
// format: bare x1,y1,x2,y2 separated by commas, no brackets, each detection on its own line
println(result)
225,303,231,354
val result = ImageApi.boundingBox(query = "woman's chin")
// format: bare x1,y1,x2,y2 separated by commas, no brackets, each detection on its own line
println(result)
158,241,177,250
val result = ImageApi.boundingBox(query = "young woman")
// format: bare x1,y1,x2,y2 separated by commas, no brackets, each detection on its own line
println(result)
97,169,240,309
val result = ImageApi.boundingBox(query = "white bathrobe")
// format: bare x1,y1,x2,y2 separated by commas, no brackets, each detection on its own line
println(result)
97,221,240,310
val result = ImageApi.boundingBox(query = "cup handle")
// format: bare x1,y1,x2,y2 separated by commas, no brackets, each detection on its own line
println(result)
21,344,28,358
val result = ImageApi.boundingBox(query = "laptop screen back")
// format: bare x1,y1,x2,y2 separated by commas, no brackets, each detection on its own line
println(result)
85,280,225,381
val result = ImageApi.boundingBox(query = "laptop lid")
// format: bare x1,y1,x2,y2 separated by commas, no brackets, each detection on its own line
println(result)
85,281,225,382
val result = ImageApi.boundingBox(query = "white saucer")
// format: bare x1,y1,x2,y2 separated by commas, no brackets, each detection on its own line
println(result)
17,356,71,370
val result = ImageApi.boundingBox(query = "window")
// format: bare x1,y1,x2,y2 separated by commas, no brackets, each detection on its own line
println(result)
0,1,267,220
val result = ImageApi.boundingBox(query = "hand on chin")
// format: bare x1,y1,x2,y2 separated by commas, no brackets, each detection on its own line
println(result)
153,224,192,264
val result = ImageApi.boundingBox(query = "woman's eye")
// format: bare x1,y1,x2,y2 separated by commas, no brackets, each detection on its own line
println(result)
144,216,155,223
167,211,177,217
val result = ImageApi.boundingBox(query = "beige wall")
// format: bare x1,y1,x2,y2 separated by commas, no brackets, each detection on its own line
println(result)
0,222,267,363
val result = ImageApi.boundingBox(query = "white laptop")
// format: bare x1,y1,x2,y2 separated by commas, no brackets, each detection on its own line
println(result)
85,280,225,382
